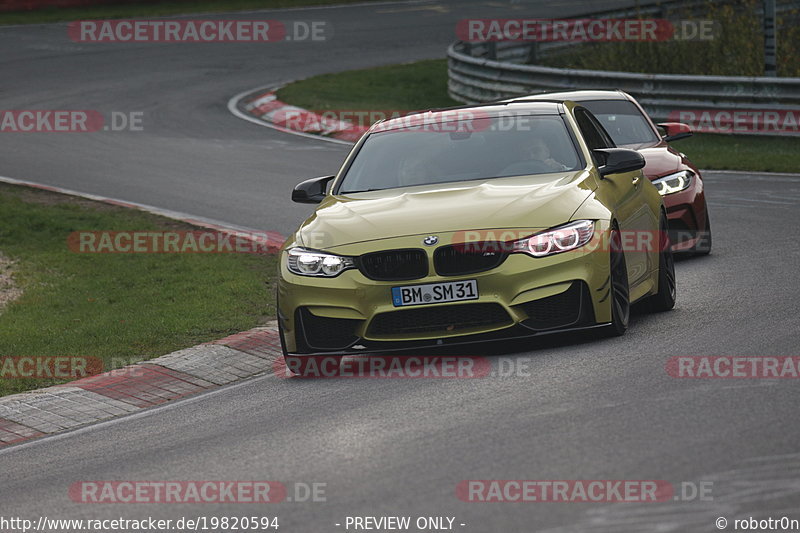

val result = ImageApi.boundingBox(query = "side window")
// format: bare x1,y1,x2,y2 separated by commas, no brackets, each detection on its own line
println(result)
575,108,616,153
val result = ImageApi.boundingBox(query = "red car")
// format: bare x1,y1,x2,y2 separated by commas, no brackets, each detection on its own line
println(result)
520,90,711,254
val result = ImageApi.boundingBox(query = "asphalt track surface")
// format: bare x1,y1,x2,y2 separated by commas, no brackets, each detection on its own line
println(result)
2,1,800,532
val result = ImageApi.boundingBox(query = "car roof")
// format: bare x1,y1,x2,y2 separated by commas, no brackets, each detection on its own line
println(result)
366,100,568,134
508,89,632,103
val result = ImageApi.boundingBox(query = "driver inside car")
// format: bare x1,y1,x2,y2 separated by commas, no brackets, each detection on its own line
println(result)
500,135,570,176
526,137,570,172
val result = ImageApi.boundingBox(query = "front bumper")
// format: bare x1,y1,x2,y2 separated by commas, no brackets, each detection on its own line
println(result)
278,226,614,354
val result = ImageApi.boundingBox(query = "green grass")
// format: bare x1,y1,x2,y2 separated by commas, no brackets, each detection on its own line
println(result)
277,59,800,173
0,183,277,396
0,0,381,25
672,133,800,173
276,59,460,112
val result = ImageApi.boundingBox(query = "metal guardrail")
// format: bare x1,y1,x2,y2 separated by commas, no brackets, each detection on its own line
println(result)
447,2,800,136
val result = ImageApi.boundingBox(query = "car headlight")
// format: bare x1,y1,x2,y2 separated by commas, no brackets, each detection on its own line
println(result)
653,170,692,196
286,248,355,277
511,220,595,257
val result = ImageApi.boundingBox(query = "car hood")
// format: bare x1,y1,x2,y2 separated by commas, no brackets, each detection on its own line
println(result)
639,144,684,179
295,171,596,249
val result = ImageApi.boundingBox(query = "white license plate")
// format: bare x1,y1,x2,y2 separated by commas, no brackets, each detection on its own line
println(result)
391,280,478,307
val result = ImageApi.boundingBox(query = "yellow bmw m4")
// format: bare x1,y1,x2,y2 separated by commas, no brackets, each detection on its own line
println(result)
277,100,675,369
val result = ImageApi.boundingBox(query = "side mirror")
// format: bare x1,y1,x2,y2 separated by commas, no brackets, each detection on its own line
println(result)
657,122,692,142
593,148,646,177
292,175,336,204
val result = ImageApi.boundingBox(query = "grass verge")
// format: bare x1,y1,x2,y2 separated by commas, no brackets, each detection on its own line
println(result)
0,182,277,397
671,133,800,173
0,0,380,25
276,59,461,111
276,59,800,173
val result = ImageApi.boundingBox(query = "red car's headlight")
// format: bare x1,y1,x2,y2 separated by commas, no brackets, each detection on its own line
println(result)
653,170,693,196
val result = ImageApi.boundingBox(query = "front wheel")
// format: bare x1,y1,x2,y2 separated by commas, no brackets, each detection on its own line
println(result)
603,227,630,337
645,213,677,312
692,209,712,255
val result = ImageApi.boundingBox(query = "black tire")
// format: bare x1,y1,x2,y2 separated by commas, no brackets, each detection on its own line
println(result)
603,227,630,337
646,213,677,312
692,210,712,255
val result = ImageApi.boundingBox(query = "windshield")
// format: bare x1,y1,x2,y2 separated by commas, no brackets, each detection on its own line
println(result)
337,114,582,194
579,99,660,146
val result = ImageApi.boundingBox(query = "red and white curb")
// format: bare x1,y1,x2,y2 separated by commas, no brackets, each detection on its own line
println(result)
0,176,291,447
0,325,284,447
228,84,364,144
0,175,286,253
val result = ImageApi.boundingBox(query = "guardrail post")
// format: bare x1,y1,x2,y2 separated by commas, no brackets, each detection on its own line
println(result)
486,41,496,60
526,42,539,64
764,0,777,76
